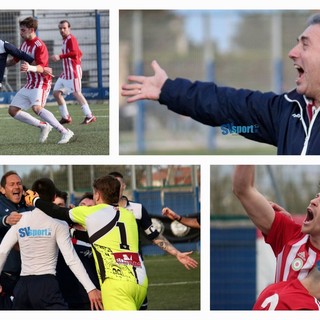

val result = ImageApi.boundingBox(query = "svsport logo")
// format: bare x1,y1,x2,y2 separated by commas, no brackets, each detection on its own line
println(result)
220,123,259,135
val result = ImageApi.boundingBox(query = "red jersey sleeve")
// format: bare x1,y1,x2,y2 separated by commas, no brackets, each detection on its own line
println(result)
264,211,302,256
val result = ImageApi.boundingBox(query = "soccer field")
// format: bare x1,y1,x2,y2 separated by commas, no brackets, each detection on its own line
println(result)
143,254,200,310
0,102,109,155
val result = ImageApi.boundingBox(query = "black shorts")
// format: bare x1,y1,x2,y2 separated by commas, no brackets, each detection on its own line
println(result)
13,274,68,310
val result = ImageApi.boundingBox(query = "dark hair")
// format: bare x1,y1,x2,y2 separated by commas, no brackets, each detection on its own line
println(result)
19,16,38,31
59,20,70,28
307,13,320,26
55,188,68,203
78,191,93,204
1,171,21,188
32,178,56,202
108,171,124,179
92,175,120,205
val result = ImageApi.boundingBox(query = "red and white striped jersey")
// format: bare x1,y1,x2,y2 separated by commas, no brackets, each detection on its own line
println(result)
19,37,51,90
253,279,320,310
59,34,82,80
264,211,320,283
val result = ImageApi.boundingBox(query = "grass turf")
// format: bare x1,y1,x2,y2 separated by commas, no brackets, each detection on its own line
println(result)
0,102,109,155
143,253,200,310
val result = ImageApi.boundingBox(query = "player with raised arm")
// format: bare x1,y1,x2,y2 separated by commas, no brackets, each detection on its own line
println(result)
51,20,96,125
232,165,320,283
6,16,74,144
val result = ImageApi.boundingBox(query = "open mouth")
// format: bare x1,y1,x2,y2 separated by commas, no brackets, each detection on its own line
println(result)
294,64,305,80
305,208,314,222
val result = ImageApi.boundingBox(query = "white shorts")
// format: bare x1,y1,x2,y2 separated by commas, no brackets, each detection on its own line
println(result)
53,77,82,96
10,87,50,110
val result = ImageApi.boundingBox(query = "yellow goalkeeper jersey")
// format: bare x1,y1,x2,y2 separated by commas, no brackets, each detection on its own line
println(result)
70,203,147,288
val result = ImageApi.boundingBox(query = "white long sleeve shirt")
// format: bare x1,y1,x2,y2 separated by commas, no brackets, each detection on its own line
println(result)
0,208,95,293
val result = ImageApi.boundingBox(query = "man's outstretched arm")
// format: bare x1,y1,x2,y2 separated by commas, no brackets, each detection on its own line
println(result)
232,165,275,235
4,41,34,64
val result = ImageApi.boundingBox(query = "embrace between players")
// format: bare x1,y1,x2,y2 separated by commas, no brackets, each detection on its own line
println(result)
0,172,198,310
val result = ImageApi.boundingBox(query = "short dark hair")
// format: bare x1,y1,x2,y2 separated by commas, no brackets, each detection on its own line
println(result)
307,13,320,26
78,191,93,204
59,20,70,27
93,175,120,205
108,171,124,179
32,178,56,202
55,189,68,203
1,171,21,188
19,16,38,31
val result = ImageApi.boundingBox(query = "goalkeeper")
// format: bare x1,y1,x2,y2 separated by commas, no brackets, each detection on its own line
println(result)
0,40,34,89
24,175,148,310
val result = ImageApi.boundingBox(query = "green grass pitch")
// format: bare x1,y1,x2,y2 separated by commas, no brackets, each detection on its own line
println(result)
143,253,200,310
0,102,109,155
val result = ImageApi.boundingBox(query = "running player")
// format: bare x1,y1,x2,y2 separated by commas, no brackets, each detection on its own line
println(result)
24,175,148,310
6,17,74,144
51,20,96,125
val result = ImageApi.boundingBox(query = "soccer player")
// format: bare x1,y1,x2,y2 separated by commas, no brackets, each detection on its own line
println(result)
24,175,148,310
0,178,102,310
6,16,74,144
109,172,198,270
232,165,320,283
108,171,198,310
51,20,96,125
253,260,320,310
0,39,34,89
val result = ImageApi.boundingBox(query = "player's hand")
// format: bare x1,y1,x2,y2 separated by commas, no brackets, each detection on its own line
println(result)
0,284,2,294
5,211,22,225
88,289,103,310
121,60,168,103
20,61,29,73
24,189,39,206
269,201,292,220
176,251,198,270
50,54,60,62
43,67,54,77
162,207,180,221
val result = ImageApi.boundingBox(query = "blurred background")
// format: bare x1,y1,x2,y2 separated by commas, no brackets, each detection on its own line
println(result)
119,9,317,155
210,165,320,310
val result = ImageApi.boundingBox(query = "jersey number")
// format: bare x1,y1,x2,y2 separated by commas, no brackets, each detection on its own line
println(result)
116,222,130,250
260,293,279,310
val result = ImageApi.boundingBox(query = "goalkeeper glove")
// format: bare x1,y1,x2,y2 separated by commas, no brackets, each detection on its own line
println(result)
24,189,40,206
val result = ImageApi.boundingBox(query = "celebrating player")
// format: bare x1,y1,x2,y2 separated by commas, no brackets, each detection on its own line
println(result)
51,20,96,125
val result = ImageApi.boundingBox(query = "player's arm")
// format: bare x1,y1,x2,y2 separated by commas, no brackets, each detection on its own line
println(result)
56,223,103,310
4,41,33,64
232,165,275,235
152,234,198,270
162,207,200,229
25,190,73,225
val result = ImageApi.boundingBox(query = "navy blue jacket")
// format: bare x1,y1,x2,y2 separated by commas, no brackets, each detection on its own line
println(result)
159,78,319,155
0,40,34,85
0,194,31,273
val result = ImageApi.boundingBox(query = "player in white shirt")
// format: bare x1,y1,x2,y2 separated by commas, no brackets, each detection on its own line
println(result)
0,177,102,310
